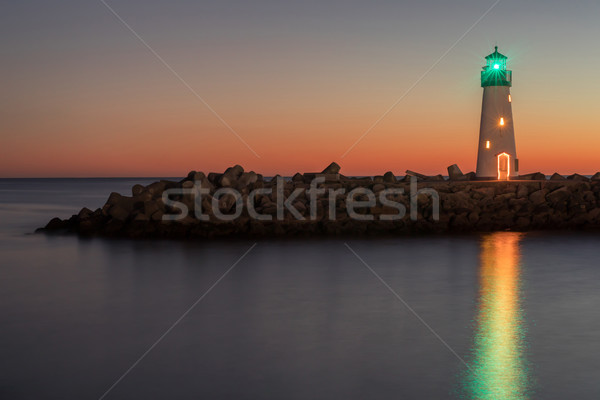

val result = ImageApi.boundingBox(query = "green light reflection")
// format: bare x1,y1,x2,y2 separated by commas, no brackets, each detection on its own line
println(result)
460,232,533,399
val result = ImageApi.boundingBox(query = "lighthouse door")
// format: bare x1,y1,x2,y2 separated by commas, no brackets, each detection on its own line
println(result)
497,153,510,180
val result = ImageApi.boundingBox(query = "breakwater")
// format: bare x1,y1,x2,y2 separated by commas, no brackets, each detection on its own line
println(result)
38,164,600,238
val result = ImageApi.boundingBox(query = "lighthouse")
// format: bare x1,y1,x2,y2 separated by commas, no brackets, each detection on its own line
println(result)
476,46,518,180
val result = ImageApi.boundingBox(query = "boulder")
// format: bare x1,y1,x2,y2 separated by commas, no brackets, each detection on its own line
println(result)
321,162,341,174
529,189,547,206
383,171,396,183
224,165,244,178
270,174,282,183
292,173,304,182
237,172,258,188
218,194,239,213
78,207,93,219
372,184,386,193
567,173,590,182
592,172,600,181
182,180,195,189
207,172,222,184
516,185,529,199
447,164,464,181
45,217,68,230
109,205,130,221
134,213,149,222
519,172,546,181
550,173,566,181
187,171,206,182
132,184,145,196
546,187,570,205
146,181,166,196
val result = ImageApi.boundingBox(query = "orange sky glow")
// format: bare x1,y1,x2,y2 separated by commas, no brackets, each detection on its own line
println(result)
2,1,599,178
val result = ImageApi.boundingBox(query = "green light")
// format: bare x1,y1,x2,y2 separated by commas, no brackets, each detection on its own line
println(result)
459,233,533,399
494,64,500,69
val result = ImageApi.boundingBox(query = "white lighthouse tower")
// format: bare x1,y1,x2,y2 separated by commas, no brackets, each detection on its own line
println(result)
476,46,518,180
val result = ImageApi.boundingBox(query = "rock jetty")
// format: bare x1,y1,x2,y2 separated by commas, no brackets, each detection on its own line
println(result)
38,164,600,239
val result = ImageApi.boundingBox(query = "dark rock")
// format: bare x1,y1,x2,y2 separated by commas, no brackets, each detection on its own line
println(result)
529,189,547,206
146,182,166,196
207,173,222,184
237,172,258,188
464,172,476,180
132,184,145,196
592,172,600,181
567,173,590,182
109,206,130,221
45,217,68,230
78,207,93,219
550,173,566,181
447,164,464,180
188,171,206,182
38,169,600,238
321,162,341,174
383,171,396,183
224,165,244,178
519,172,546,181
516,185,529,199
547,187,570,205
292,173,304,182
372,184,385,192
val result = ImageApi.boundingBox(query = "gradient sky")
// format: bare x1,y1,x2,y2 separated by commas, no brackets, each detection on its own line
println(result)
2,0,600,177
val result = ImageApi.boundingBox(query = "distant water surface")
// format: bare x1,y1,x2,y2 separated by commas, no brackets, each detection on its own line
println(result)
0,178,599,399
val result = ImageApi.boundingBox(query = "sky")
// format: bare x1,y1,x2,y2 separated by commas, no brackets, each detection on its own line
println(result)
1,0,600,177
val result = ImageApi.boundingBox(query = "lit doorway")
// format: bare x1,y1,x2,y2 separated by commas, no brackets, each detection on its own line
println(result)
497,153,510,180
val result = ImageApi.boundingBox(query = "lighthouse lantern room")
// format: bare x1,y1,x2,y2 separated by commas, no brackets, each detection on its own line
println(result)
476,46,518,180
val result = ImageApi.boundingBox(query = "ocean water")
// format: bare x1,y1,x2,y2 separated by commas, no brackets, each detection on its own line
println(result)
1,179,599,399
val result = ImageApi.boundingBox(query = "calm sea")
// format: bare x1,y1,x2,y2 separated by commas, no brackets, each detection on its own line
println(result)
1,178,599,399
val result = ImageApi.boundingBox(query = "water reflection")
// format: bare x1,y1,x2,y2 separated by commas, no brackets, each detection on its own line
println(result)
461,232,533,399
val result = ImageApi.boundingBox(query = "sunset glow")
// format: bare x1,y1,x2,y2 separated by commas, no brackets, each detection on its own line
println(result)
2,1,600,178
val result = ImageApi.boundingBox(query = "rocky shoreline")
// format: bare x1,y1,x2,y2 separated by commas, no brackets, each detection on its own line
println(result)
38,163,600,239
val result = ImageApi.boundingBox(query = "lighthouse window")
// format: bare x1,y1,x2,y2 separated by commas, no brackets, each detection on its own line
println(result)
500,117,505,126
486,141,490,149
508,95,512,103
